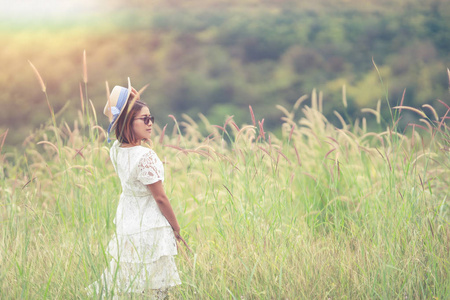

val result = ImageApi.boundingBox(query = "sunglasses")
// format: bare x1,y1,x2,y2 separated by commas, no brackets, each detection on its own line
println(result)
134,115,154,125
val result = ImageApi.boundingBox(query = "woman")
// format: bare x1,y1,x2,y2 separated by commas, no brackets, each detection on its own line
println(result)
88,78,182,299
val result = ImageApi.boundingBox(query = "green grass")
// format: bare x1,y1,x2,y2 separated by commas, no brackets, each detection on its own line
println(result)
0,81,449,299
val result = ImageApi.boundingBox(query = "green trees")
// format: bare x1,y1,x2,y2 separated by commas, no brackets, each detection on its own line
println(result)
1,0,449,148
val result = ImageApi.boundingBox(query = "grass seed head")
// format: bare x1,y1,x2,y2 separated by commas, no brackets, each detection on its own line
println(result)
28,61,46,93
83,50,88,83
393,106,427,118
342,85,347,108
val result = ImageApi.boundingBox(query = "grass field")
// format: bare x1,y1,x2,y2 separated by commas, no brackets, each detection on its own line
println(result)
1,74,449,299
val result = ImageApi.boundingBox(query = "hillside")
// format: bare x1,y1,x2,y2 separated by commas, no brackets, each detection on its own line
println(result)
0,0,449,148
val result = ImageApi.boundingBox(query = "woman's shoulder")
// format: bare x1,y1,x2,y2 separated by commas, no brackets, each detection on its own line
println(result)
109,141,159,158
137,145,159,161
109,140,120,159
109,140,123,153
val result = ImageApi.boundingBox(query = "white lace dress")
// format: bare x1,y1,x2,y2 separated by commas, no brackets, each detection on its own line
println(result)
88,141,181,298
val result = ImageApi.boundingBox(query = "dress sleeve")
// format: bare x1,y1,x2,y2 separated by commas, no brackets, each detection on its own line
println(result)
137,149,164,185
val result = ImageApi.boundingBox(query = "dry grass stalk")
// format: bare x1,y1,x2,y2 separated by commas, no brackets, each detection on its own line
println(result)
319,91,323,113
73,146,85,159
399,89,406,113
79,83,85,113
411,124,416,147
65,163,94,173
0,129,8,155
198,113,211,129
353,118,361,134
361,132,385,147
164,144,184,152
230,121,240,132
195,144,216,154
333,110,347,130
28,61,46,92
293,145,301,166
358,144,375,156
212,125,226,133
168,114,177,123
277,150,292,165
276,105,293,119
137,84,149,100
437,109,450,132
289,125,295,142
234,125,256,144
438,99,450,110
159,124,167,145
336,129,358,150
340,85,348,110
392,106,427,118
421,105,439,122
411,152,438,167
249,105,256,126
294,95,308,110
92,125,106,137
126,84,146,114
281,117,296,127
224,115,234,130
329,136,340,146
182,114,198,128
376,99,381,124
447,68,450,90
311,88,317,111
37,141,60,155
257,146,275,162
325,148,336,159
361,108,381,124
418,119,432,133
190,149,214,159
105,81,112,121
78,110,85,128
89,100,97,125
302,172,317,182
258,119,266,140
298,112,314,130
21,177,36,190
83,50,88,83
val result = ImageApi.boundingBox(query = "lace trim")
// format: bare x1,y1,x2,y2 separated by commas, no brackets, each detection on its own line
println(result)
86,255,180,296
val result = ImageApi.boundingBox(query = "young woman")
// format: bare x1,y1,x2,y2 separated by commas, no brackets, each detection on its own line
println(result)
88,78,182,299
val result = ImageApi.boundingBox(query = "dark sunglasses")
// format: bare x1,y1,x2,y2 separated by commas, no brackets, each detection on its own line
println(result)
135,115,154,125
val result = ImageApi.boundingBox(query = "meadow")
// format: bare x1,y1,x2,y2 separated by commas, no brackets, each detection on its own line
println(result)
1,69,449,299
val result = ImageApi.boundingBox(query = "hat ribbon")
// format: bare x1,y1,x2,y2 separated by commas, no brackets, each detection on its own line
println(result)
107,87,129,142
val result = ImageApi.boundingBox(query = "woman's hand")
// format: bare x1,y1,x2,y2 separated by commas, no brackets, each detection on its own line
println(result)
173,230,182,250
174,230,192,253
174,229,182,242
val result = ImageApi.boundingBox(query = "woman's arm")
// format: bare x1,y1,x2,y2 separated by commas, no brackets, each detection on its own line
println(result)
147,181,181,235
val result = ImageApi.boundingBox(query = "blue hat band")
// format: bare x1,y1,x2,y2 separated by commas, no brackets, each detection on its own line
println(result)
107,87,129,142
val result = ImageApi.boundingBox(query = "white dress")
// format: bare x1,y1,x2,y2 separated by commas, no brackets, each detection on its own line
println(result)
88,141,181,298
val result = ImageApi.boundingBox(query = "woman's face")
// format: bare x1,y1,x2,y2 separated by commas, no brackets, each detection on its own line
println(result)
132,106,153,142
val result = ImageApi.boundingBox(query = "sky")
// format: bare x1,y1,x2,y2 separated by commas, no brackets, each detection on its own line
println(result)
0,0,101,20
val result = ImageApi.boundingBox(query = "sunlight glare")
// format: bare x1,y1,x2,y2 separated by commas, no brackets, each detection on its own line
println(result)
1,0,99,19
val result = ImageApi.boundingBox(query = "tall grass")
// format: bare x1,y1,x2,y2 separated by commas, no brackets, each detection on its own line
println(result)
0,64,449,299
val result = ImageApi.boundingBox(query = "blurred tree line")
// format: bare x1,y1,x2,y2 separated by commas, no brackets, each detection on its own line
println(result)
0,0,449,149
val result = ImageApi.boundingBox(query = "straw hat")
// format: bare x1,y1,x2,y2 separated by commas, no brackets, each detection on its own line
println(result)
104,78,133,142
